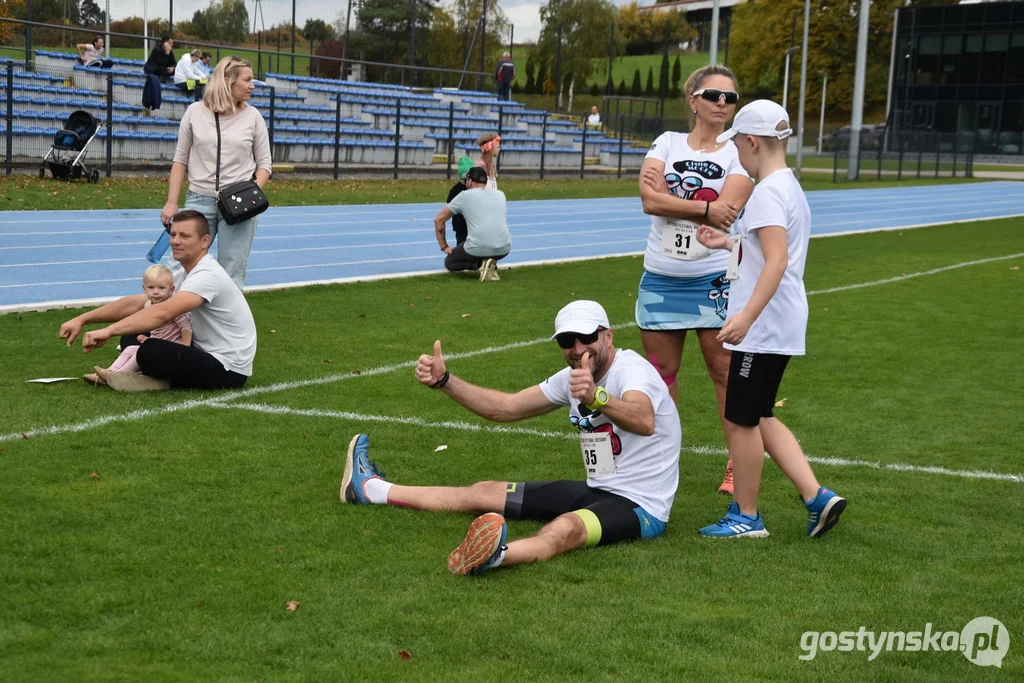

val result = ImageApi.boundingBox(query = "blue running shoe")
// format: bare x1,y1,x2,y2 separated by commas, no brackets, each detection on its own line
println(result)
805,487,846,537
340,434,384,504
698,501,770,538
447,512,508,575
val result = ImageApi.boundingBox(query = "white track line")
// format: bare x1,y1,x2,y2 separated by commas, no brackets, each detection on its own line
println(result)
0,250,1015,443
806,253,1023,295
217,402,1024,484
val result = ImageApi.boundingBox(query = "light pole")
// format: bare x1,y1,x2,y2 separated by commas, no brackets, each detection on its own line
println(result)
782,46,798,112
817,71,827,154
794,0,809,179
848,0,870,180
709,0,721,64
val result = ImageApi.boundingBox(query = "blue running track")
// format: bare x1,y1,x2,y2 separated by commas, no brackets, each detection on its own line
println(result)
1,180,1022,311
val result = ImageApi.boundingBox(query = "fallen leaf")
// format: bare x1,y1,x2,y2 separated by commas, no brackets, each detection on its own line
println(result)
434,445,448,452
1012,266,1020,271
409,302,415,307
270,329,276,333
823,307,829,311
774,398,788,408
198,600,205,608
398,650,412,661
425,296,431,300
324,359,332,363
461,313,471,318
285,601,300,611
352,370,361,375
89,472,100,478
358,314,366,318
20,433,29,439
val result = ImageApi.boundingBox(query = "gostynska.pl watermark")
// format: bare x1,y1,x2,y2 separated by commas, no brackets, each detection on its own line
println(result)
799,616,1009,667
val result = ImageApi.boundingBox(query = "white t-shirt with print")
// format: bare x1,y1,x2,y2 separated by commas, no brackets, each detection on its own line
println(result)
538,348,681,522
725,168,811,356
643,132,750,278
175,254,258,375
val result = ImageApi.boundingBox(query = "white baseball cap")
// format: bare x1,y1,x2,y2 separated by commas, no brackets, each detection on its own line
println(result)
551,300,610,339
717,100,792,143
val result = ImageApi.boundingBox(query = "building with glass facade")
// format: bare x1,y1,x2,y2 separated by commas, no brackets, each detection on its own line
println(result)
891,1,1024,155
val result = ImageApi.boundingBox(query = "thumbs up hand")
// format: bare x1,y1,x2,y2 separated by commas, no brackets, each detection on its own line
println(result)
416,339,448,387
570,351,597,405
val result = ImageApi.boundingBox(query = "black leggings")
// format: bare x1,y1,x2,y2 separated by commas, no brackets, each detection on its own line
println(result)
136,338,248,390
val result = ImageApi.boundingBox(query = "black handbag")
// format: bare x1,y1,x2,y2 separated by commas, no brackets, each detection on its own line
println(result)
214,112,269,226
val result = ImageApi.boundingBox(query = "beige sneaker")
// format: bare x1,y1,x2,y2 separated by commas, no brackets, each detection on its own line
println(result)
106,371,171,393
82,373,105,386
487,265,500,281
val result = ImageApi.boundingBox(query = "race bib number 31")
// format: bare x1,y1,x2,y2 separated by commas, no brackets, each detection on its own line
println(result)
580,432,615,476
661,219,710,261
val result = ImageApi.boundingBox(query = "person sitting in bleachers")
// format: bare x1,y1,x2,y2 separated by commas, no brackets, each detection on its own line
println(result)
588,106,602,128
174,49,208,102
76,37,113,69
144,37,176,83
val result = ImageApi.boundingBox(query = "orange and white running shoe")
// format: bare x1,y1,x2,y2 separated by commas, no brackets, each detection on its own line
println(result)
718,459,734,495
447,512,508,575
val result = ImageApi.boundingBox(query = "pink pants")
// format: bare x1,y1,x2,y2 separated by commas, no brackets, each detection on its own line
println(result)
109,345,141,374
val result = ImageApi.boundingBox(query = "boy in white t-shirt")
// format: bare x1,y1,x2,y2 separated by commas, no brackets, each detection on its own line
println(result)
694,100,847,539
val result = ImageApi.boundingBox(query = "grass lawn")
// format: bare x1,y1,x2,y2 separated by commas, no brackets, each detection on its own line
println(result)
511,51,709,92
0,213,1022,679
0,175,985,212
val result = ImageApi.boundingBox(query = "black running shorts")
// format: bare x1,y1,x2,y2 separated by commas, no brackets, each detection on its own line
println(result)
724,350,791,427
503,480,666,547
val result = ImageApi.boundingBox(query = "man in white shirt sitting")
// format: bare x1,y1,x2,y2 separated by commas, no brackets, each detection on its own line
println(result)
587,105,602,128
59,210,257,392
174,49,207,101
339,300,682,576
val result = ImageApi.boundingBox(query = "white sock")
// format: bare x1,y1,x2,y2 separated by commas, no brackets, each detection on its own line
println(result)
488,544,508,569
362,478,393,504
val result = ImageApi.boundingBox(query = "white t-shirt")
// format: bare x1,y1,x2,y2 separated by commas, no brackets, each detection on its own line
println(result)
725,168,811,356
538,349,681,522
173,55,204,84
588,113,601,125
175,254,258,375
643,132,750,278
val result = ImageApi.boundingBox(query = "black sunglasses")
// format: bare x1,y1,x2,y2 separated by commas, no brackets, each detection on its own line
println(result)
555,329,601,349
694,88,739,105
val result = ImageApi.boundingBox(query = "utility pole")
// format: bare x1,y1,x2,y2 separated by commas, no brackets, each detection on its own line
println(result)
847,0,870,180
480,0,487,78
410,0,417,87
555,22,563,110
342,0,353,80
607,20,615,94
709,0,720,64
817,72,828,154
291,0,297,76
795,0,810,179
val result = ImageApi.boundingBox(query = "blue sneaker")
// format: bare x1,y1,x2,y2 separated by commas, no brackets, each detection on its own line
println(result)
805,487,846,537
698,501,770,538
447,512,508,575
340,434,384,504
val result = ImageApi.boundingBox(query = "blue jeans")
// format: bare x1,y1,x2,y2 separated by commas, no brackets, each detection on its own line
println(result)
184,191,258,288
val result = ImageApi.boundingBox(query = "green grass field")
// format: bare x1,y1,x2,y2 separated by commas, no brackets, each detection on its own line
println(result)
0,179,1022,679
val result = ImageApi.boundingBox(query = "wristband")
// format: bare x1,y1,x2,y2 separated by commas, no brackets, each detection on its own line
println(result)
586,386,610,411
704,201,710,220
431,370,451,390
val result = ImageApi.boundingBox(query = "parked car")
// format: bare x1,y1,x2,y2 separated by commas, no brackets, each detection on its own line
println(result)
826,123,886,151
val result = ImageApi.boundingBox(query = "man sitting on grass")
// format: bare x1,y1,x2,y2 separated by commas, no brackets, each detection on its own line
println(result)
339,300,681,575
432,166,511,282
58,210,256,392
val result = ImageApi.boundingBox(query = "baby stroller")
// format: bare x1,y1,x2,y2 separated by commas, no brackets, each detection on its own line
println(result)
39,110,103,183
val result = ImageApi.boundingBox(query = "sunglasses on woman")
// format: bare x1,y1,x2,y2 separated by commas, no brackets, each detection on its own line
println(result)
694,88,739,104
555,329,601,349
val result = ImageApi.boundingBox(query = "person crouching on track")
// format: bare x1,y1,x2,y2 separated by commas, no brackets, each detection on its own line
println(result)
432,166,511,282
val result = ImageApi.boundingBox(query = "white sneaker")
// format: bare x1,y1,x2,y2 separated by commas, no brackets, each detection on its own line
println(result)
487,265,500,281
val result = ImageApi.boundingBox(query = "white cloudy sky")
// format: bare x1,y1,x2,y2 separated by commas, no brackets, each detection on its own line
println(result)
102,0,646,44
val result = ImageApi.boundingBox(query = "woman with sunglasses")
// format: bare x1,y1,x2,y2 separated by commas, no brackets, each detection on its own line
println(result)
636,64,754,495
160,57,272,289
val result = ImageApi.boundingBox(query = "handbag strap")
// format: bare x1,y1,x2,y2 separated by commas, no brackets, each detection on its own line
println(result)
214,112,221,193
214,111,220,192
